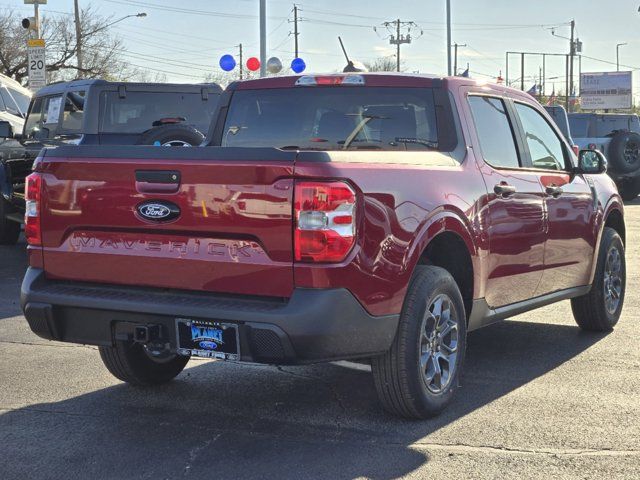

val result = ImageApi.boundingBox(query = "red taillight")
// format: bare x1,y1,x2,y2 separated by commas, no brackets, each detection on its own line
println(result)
24,172,42,246
294,181,357,262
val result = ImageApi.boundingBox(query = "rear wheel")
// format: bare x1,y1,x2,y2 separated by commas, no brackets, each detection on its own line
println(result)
0,199,20,245
99,341,189,386
571,227,625,331
371,266,466,419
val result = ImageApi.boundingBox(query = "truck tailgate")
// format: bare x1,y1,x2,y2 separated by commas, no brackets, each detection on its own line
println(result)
38,146,296,298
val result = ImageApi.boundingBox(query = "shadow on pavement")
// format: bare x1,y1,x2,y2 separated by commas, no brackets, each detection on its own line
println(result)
0,236,26,321
0,318,608,479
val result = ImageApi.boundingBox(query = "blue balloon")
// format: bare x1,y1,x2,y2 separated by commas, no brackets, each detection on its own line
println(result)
291,57,306,73
219,54,236,72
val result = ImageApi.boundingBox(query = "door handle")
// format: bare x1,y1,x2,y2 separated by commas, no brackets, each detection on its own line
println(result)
545,185,563,197
494,183,517,197
135,170,181,194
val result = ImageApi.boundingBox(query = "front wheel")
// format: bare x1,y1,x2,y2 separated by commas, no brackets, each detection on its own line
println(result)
99,341,189,386
371,266,467,419
571,227,625,331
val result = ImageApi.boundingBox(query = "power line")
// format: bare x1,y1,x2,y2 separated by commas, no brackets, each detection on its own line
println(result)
381,19,419,72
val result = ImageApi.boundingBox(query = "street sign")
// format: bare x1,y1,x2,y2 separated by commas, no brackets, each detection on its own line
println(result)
27,38,46,91
580,71,633,110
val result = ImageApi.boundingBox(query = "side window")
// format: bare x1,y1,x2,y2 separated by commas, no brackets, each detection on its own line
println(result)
515,103,567,171
0,88,6,112
60,90,86,131
40,95,63,138
23,97,44,139
468,96,520,169
8,88,31,116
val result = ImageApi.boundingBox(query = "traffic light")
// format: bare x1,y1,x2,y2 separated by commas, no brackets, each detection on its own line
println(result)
21,17,38,32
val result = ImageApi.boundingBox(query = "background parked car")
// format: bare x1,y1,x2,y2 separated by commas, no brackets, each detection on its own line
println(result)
0,79,222,244
568,113,640,201
0,73,31,134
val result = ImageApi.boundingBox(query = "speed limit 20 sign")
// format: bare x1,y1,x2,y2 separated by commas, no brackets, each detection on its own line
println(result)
27,38,46,91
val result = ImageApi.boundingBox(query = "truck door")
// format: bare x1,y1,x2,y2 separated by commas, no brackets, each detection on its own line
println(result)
466,93,546,307
511,101,596,294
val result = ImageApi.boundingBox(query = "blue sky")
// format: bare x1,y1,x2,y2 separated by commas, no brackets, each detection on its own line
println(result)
5,0,640,95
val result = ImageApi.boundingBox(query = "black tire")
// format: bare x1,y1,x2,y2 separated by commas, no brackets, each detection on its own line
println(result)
0,199,20,245
619,178,640,202
371,266,467,419
137,124,204,147
571,227,625,332
99,341,189,386
608,131,640,174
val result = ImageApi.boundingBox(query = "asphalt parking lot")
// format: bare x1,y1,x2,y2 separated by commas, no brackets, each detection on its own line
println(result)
1,202,638,480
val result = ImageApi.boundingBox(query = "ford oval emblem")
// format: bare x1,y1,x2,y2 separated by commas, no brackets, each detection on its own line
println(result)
199,341,218,350
136,201,180,223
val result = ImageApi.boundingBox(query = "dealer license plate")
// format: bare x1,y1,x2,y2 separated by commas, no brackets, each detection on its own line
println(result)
176,318,239,360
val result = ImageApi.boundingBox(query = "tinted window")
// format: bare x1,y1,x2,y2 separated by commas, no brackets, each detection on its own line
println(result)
568,116,590,138
0,88,20,117
7,87,30,114
594,117,635,137
100,91,217,134
60,90,86,131
468,96,520,168
515,103,566,171
222,87,438,151
23,97,44,139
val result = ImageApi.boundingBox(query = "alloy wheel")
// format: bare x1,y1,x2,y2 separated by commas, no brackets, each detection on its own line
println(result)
603,246,623,315
419,294,459,394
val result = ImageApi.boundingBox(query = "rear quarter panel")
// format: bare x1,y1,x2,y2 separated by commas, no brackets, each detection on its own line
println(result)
294,150,490,316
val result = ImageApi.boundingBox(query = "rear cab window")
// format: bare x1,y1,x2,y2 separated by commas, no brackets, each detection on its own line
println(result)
221,87,439,151
99,91,217,135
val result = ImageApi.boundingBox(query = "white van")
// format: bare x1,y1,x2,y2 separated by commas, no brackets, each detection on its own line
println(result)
0,73,32,133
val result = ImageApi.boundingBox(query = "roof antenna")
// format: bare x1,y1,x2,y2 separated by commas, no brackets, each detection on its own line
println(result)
338,36,366,73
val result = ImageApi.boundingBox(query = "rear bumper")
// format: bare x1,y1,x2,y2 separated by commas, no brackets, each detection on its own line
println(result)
21,268,399,364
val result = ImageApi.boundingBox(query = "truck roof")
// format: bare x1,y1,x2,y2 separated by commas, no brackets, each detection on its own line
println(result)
0,72,32,98
232,72,526,97
34,79,222,97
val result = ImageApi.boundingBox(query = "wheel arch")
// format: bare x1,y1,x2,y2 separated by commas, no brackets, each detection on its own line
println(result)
604,206,625,245
588,201,626,285
407,212,479,322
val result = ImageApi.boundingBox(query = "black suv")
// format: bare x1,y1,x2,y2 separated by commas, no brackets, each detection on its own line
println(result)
0,80,222,244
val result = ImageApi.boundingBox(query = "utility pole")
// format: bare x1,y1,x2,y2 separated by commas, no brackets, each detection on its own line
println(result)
617,42,627,71
568,19,575,107
293,4,299,58
238,43,244,80
446,0,452,76
259,0,266,77
453,43,466,75
74,0,83,77
384,19,414,72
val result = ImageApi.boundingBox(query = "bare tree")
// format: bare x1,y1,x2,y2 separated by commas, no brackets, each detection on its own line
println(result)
0,6,133,85
364,56,403,72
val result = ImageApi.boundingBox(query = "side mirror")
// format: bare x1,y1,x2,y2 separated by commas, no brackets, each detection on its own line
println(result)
577,149,607,175
0,121,14,139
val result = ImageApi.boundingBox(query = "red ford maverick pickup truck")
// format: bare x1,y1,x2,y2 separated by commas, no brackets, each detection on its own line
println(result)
21,74,625,419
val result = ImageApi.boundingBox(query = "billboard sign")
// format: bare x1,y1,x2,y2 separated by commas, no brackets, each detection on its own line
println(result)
580,71,632,110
